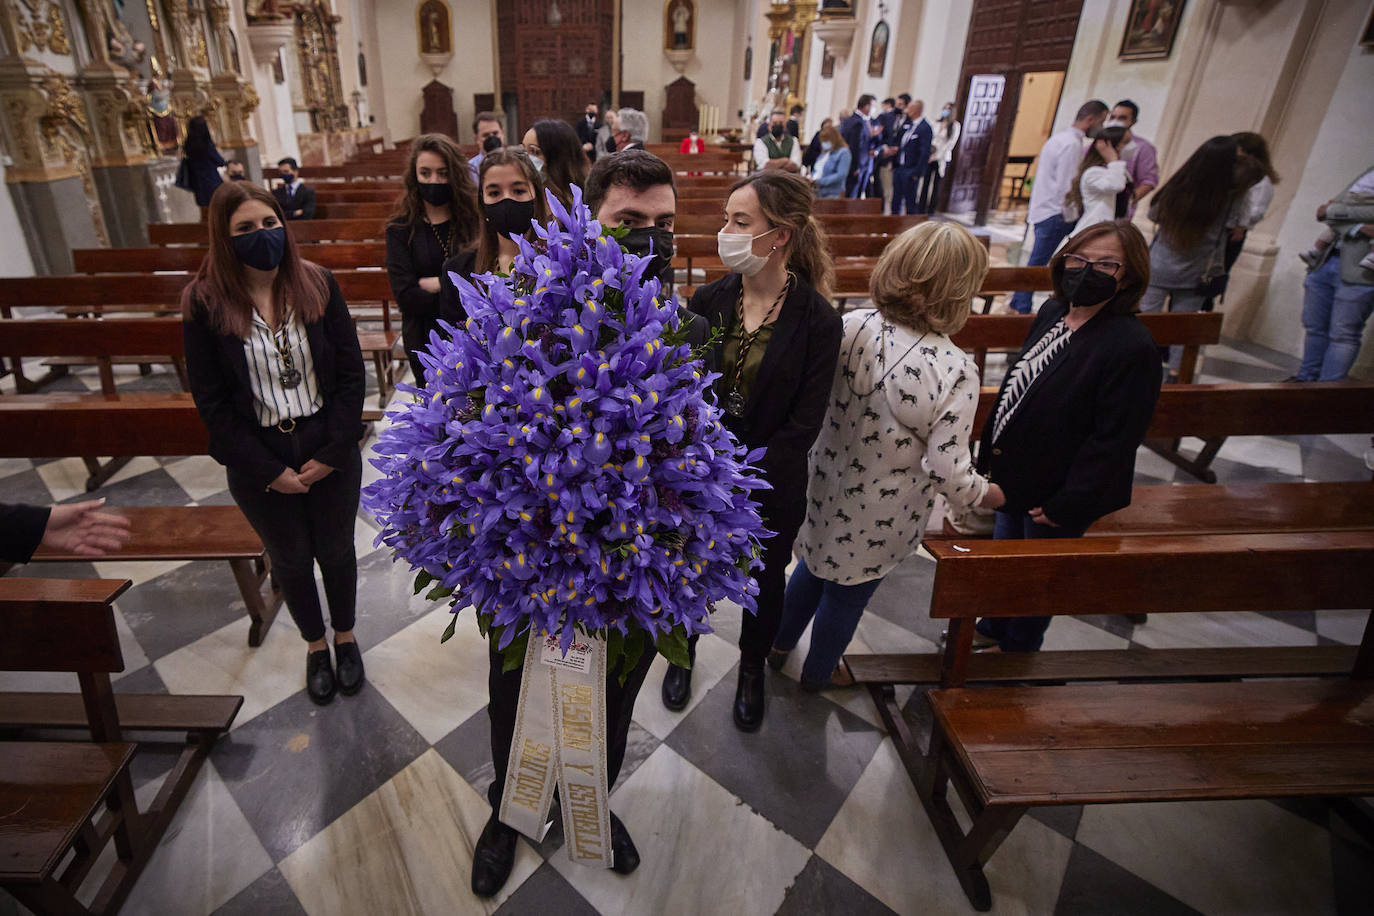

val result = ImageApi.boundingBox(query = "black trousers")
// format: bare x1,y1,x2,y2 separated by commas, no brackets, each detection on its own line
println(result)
226,414,362,643
486,643,655,810
918,168,942,213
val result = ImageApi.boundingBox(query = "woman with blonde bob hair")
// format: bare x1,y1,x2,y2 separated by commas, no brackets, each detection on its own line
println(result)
771,222,1005,690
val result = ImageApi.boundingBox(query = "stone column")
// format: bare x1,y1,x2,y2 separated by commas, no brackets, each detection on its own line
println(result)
0,57,110,270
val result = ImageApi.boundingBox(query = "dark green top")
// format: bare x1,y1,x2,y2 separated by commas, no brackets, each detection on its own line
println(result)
722,318,774,403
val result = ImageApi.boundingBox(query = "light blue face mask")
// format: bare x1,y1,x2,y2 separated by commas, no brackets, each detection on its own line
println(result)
529,154,545,174
821,141,833,151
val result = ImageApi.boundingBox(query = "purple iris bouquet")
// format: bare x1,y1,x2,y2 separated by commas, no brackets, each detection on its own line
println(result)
363,187,769,677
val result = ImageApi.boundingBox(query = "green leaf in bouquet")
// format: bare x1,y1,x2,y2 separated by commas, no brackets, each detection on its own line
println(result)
425,582,455,601
656,624,692,669
618,628,647,686
499,628,529,674
413,569,434,595
440,611,458,644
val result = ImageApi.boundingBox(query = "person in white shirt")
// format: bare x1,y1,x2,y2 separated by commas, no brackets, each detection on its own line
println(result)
754,110,802,172
1010,100,1109,313
918,101,961,213
1064,127,1129,234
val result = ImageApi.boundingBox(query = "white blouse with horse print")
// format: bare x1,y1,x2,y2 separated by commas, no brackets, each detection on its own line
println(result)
795,309,990,586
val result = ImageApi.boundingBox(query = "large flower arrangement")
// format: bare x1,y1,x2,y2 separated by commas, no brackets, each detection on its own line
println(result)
363,188,769,678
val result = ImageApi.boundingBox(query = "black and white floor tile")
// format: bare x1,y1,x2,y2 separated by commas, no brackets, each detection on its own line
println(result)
1,337,1371,916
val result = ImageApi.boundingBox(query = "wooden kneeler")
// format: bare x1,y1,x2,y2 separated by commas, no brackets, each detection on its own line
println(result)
0,578,242,915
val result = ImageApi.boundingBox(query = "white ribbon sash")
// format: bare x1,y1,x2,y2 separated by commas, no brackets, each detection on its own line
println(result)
499,630,613,868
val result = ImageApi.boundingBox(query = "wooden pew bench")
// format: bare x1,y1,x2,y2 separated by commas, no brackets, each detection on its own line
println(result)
73,243,388,275
0,578,242,915
0,273,405,409
29,505,284,646
883,532,1374,910
149,218,388,245
851,479,1374,688
0,397,283,645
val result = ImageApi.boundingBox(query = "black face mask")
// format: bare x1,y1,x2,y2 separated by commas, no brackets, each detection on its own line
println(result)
770,124,785,138
232,226,287,272
484,197,537,238
279,171,294,182
1060,265,1119,308
620,227,675,292
482,134,504,153
417,182,453,206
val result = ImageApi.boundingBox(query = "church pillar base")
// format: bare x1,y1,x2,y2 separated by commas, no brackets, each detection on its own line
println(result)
91,157,192,247
1220,233,1281,342
7,177,102,274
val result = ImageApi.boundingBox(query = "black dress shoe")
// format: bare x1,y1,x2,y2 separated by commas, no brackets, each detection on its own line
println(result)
471,813,518,897
766,648,790,671
609,811,640,875
306,648,336,706
334,641,365,695
733,662,766,732
661,663,692,711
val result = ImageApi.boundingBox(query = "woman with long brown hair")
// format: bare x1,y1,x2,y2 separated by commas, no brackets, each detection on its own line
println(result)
437,147,549,326
182,181,366,705
1141,135,1262,373
520,118,589,212
385,133,481,385
658,169,842,730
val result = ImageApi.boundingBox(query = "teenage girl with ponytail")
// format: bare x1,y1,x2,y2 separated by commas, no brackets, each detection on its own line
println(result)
658,169,842,731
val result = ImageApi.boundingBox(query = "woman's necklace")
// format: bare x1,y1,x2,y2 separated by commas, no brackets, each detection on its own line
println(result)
844,310,926,398
725,272,790,418
426,217,452,260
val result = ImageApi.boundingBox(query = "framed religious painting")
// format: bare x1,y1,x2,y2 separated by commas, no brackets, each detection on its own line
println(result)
417,0,451,55
867,20,889,78
820,47,835,80
1119,0,1188,61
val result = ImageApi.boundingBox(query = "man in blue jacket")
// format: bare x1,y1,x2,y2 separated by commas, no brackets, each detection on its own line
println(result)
891,100,932,215
840,94,875,198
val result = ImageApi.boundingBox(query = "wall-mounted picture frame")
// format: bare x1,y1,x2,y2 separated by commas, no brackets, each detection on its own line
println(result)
867,20,889,78
1119,0,1187,61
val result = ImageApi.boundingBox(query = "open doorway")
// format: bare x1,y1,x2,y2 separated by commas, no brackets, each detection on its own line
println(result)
997,71,1066,217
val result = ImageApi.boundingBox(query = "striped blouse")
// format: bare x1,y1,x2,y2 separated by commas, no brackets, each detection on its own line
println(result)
991,318,1073,443
244,310,324,427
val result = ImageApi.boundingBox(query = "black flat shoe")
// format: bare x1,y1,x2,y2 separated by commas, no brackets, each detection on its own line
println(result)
471,813,518,897
661,662,692,711
766,648,789,671
306,648,336,706
732,663,765,732
334,641,365,695
609,812,640,875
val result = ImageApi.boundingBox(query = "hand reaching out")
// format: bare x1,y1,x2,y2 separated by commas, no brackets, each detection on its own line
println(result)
41,499,132,557
269,468,310,494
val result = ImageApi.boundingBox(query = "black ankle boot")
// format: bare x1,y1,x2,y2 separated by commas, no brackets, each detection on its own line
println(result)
471,812,518,897
334,641,365,695
306,649,335,706
609,811,640,874
661,641,696,711
733,661,766,732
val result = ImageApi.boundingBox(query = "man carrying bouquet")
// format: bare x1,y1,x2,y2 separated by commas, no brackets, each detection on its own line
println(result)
471,150,710,897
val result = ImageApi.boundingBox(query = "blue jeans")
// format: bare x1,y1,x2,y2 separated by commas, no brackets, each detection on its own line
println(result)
974,510,1088,652
1298,253,1374,381
1010,214,1073,314
892,166,921,215
774,558,884,685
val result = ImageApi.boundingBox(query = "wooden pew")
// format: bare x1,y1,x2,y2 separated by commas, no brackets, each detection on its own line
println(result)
970,381,1374,449
314,201,393,220
897,532,1374,910
0,396,282,643
73,242,388,274
850,480,1374,689
149,218,387,245
672,196,882,215
674,212,925,237
0,315,186,395
0,577,242,915
29,505,285,646
0,272,403,407
313,188,400,203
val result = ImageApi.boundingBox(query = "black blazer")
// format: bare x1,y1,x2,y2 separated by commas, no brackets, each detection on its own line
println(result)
689,272,842,535
273,182,316,220
183,269,366,490
1,502,48,563
439,249,712,361
976,299,1161,530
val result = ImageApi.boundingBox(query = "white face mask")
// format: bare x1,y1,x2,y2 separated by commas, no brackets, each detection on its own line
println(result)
717,227,777,277
1105,119,1127,129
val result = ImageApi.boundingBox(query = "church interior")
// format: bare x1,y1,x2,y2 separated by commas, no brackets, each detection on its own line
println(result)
0,0,1372,914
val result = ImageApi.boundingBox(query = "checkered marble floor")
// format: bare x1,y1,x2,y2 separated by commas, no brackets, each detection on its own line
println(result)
2,336,1371,916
